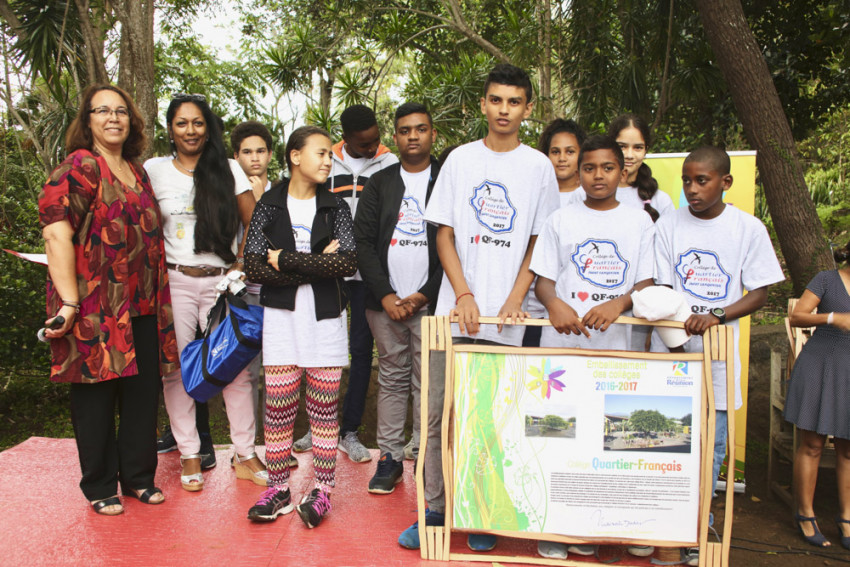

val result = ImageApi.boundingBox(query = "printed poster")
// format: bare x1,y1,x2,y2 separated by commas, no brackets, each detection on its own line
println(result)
452,350,703,543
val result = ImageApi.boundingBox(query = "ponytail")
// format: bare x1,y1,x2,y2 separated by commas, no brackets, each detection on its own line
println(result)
634,163,660,223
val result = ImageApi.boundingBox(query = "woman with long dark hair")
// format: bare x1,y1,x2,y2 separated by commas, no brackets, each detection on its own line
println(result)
39,84,178,514
145,94,266,492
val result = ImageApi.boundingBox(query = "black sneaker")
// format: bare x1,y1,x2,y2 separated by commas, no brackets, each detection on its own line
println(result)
296,488,332,528
199,433,216,470
368,452,403,494
156,426,177,454
248,487,294,522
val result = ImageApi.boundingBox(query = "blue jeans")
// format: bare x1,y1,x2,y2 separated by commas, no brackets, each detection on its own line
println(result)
341,281,374,434
712,410,728,496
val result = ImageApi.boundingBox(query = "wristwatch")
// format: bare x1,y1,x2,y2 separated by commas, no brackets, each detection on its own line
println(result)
710,307,726,325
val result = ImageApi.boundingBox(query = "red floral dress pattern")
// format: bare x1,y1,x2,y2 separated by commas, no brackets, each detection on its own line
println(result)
39,149,179,383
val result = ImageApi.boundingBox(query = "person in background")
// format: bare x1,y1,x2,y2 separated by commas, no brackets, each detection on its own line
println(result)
39,84,178,514
145,93,265,492
230,120,299,472
523,118,588,348
293,104,398,463
355,102,443,494
784,241,850,549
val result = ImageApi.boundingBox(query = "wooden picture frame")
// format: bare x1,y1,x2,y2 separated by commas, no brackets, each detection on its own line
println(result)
416,316,735,567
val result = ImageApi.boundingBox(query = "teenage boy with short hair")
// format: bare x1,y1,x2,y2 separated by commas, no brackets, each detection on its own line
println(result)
231,120,274,200
293,105,398,462
654,146,784,565
397,63,559,552
354,102,443,494
229,120,297,477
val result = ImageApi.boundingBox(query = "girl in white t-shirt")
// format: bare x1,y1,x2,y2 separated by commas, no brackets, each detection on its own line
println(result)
609,114,673,355
608,114,673,222
243,126,357,528
524,118,589,347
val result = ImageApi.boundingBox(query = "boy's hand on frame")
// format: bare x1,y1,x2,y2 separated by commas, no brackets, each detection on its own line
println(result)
497,298,528,333
451,294,480,336
684,313,719,336
582,299,623,332
548,298,590,337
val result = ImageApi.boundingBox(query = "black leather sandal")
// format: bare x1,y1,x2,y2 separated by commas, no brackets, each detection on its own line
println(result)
91,496,124,515
124,487,164,504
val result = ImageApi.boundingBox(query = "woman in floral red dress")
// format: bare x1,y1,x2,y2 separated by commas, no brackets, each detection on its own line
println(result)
39,85,178,515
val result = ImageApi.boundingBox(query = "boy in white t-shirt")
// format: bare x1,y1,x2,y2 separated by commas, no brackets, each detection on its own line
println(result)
397,63,559,552
529,135,655,561
654,146,784,566
354,103,443,496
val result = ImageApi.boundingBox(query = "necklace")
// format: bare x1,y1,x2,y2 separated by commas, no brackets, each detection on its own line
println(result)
174,159,196,174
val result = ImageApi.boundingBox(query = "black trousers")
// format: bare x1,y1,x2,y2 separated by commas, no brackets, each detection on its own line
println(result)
70,315,160,501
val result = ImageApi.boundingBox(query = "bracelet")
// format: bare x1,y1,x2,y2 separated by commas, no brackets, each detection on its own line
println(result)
61,300,80,313
455,292,474,305
828,312,835,325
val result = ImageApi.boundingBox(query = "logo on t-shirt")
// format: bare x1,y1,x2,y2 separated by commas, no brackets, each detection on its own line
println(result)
292,224,312,253
570,239,628,289
394,196,426,236
469,180,517,234
674,249,730,302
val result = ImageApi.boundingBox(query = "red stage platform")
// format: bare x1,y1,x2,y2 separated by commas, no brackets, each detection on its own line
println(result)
0,437,555,566
1,438,672,566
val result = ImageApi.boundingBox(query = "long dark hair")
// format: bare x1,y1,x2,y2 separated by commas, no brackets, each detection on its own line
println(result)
66,84,147,159
608,113,660,222
166,97,238,263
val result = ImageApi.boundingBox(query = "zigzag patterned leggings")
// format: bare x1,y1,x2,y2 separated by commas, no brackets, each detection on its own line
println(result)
264,365,342,490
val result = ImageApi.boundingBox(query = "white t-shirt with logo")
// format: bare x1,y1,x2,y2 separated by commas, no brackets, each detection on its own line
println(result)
388,166,431,302
425,140,559,345
262,195,348,367
145,158,251,268
654,205,784,410
530,202,655,350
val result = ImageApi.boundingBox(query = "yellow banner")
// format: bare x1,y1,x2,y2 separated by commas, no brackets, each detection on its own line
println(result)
646,151,757,489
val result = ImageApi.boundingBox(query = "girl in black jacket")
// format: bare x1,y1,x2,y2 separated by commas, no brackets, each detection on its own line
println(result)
243,126,357,528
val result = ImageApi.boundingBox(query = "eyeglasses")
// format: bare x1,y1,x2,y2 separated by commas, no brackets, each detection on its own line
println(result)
89,106,129,118
172,93,206,102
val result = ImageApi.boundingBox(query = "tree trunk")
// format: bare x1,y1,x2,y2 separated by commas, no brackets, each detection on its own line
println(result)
538,0,552,120
73,0,109,86
695,0,832,293
113,0,156,159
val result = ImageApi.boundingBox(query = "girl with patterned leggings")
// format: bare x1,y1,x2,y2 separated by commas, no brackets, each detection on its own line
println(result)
243,125,357,526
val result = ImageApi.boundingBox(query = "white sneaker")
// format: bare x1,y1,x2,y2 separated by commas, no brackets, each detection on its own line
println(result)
537,541,567,559
292,431,312,453
338,431,372,462
627,545,655,557
567,544,597,556
403,438,416,460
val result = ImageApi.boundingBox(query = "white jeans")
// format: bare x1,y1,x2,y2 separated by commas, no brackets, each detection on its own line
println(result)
163,269,257,456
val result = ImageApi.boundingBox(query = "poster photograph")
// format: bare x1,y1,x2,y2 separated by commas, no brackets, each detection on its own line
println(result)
451,349,704,544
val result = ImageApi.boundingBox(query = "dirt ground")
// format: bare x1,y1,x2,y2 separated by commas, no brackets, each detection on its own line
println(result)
721,325,850,566
200,325,850,565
